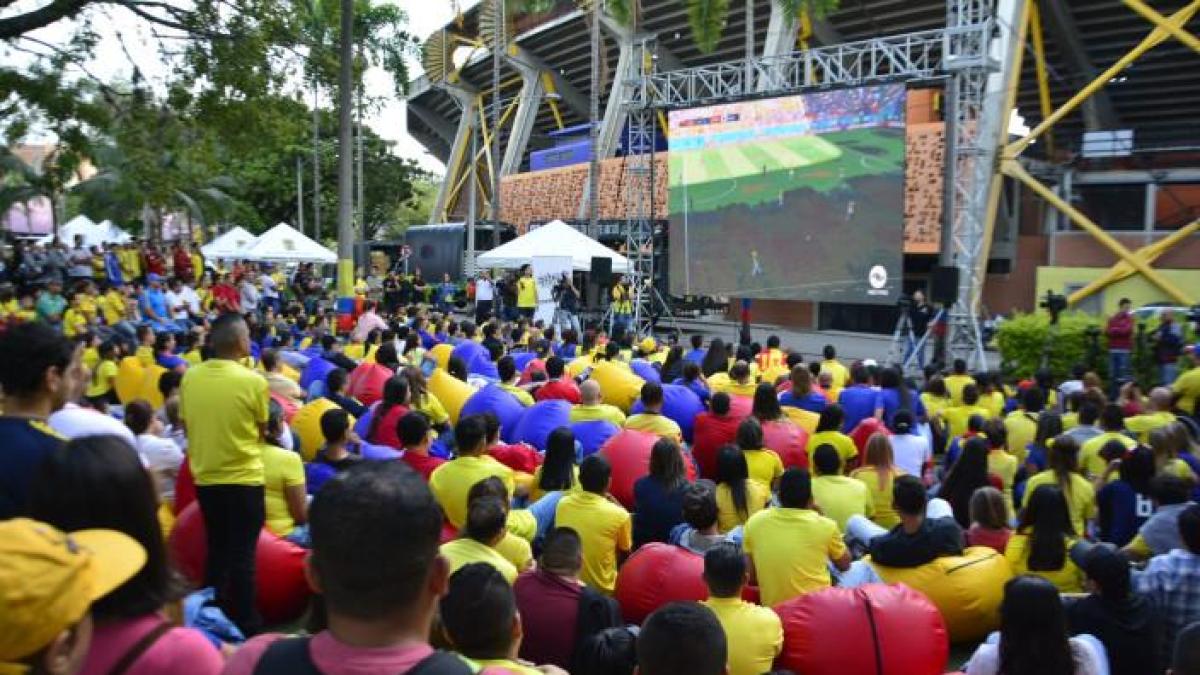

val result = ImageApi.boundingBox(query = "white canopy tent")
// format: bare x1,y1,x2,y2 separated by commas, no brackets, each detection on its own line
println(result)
36,215,132,247
476,220,631,273
239,222,336,264
201,226,257,260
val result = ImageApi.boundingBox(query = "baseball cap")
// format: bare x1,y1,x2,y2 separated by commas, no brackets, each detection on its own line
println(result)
640,337,657,354
1069,540,1129,591
0,518,146,664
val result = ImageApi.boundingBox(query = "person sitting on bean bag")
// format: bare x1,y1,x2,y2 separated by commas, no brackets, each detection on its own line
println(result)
625,383,683,443
701,543,783,675
570,380,627,426
843,474,963,567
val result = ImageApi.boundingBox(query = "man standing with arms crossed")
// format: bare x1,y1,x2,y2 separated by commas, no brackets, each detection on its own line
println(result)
180,312,269,634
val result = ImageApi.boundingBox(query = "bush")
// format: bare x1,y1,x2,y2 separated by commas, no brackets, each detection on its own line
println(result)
996,312,1106,382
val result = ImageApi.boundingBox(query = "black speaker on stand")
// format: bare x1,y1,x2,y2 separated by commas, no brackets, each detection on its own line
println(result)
930,266,960,306
587,256,613,320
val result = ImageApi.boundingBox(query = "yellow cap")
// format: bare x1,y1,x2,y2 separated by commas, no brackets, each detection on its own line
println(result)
640,337,657,355
0,519,146,663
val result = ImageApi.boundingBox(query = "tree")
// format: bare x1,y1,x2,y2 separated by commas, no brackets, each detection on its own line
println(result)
684,0,841,54
390,176,438,237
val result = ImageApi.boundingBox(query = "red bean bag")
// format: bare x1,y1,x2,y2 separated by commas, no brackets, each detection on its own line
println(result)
761,419,810,470
728,395,753,418
173,461,196,516
489,442,542,475
440,521,458,544
614,543,707,624
850,417,893,453
692,413,741,479
347,362,392,407
774,583,948,675
599,430,697,509
168,503,312,625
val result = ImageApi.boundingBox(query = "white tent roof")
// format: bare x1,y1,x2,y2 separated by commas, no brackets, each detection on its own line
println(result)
201,226,257,260
36,215,131,247
476,220,630,272
239,222,336,264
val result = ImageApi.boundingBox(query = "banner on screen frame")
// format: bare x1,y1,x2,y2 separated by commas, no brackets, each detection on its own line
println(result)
532,256,573,326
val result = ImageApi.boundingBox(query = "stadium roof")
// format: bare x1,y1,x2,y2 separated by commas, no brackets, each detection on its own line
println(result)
406,0,1200,169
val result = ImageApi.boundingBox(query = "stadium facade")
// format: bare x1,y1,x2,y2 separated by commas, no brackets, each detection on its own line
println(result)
406,0,1200,331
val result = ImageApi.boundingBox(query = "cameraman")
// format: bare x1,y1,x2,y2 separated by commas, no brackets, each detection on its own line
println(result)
905,289,934,368
553,273,581,334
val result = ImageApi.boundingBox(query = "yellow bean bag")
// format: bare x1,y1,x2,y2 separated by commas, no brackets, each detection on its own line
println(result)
292,398,355,461
139,364,168,410
566,353,594,379
428,368,474,424
869,546,1012,643
588,361,645,413
706,372,732,393
429,343,455,371
782,406,819,433
115,357,145,404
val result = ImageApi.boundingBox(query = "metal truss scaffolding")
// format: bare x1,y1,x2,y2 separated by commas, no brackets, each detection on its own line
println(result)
623,1,1001,355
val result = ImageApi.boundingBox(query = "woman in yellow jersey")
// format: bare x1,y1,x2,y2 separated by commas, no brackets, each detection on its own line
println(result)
851,433,903,528
134,325,156,368
714,445,770,533
736,417,783,492
1149,425,1198,482
61,296,91,339
1021,436,1096,536
85,339,122,408
610,274,633,335
1004,484,1084,592
530,428,578,502
402,364,449,429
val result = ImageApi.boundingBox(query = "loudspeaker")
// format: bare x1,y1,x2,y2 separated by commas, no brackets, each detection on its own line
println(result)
930,266,960,305
591,257,612,287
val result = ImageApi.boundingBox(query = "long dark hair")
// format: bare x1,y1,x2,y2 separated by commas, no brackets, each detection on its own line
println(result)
879,367,911,414
539,427,577,492
752,382,783,422
648,437,687,491
941,436,991,527
1033,412,1063,451
1018,485,1074,571
368,375,410,443
29,436,184,620
660,346,685,383
1047,435,1080,499
701,339,729,378
815,404,845,433
997,576,1077,675
716,445,751,520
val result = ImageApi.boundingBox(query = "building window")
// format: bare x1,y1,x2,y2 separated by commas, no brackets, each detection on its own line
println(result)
1070,184,1145,231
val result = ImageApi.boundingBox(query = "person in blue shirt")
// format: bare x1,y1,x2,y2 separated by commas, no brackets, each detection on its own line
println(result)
139,273,178,333
778,365,827,414
1097,446,1155,547
837,364,880,432
683,334,706,364
103,244,124,287
323,367,368,418
154,332,188,373
673,361,710,406
875,367,926,428
0,322,78,518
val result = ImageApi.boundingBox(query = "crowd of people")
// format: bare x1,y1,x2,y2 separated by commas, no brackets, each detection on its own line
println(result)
2,243,1200,675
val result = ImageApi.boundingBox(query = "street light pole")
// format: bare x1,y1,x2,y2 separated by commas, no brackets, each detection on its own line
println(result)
336,0,355,297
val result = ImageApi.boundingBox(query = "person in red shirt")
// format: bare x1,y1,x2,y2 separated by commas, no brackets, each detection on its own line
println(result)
211,272,241,313
398,411,445,480
1106,297,1134,395
366,376,410,449
172,242,193,282
143,244,166,277
692,392,743,479
535,356,582,404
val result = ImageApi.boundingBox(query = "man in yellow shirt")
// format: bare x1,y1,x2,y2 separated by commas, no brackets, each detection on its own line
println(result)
701,543,783,675
1124,387,1177,443
554,455,632,594
811,445,874,530
178,312,269,633
1003,386,1043,465
820,345,850,388
1079,404,1138,479
497,356,535,407
570,380,627,426
625,382,683,442
516,264,538,319
429,415,516,529
439,496,519,584
983,420,1018,515
940,384,992,442
744,469,851,607
1172,348,1200,416
944,359,976,405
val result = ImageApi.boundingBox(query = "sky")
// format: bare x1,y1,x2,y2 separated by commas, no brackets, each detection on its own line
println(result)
1,0,468,174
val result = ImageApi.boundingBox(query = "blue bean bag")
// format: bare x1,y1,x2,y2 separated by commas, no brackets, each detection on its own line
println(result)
571,420,620,460
302,345,324,359
353,403,377,439
461,385,526,444
430,437,451,459
451,340,487,367
511,351,537,373
630,383,705,443
512,400,572,452
360,442,402,461
299,357,336,392
630,359,661,384
467,352,500,380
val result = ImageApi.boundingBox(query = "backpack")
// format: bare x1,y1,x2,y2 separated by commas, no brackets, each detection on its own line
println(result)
252,636,475,675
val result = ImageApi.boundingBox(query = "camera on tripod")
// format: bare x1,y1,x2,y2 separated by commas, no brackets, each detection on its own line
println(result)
1040,290,1068,324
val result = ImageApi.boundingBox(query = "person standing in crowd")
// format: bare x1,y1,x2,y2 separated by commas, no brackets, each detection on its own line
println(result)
67,235,93,287
179,312,268,634
555,455,632,595
1107,298,1135,395
906,289,934,368
516,264,537,320
474,270,495,324
701,543,783,675
610,274,633,336
636,603,728,675
554,272,581,335
0,322,80,519
172,241,193,284
1152,309,1185,386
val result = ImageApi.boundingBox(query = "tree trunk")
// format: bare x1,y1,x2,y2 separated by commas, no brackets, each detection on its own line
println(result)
312,82,321,241
336,0,355,295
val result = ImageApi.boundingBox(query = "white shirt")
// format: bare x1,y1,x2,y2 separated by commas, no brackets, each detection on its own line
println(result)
476,278,494,302
240,281,260,312
47,404,138,451
890,432,932,478
136,433,184,501
965,635,1107,675
260,274,279,300
165,288,199,319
